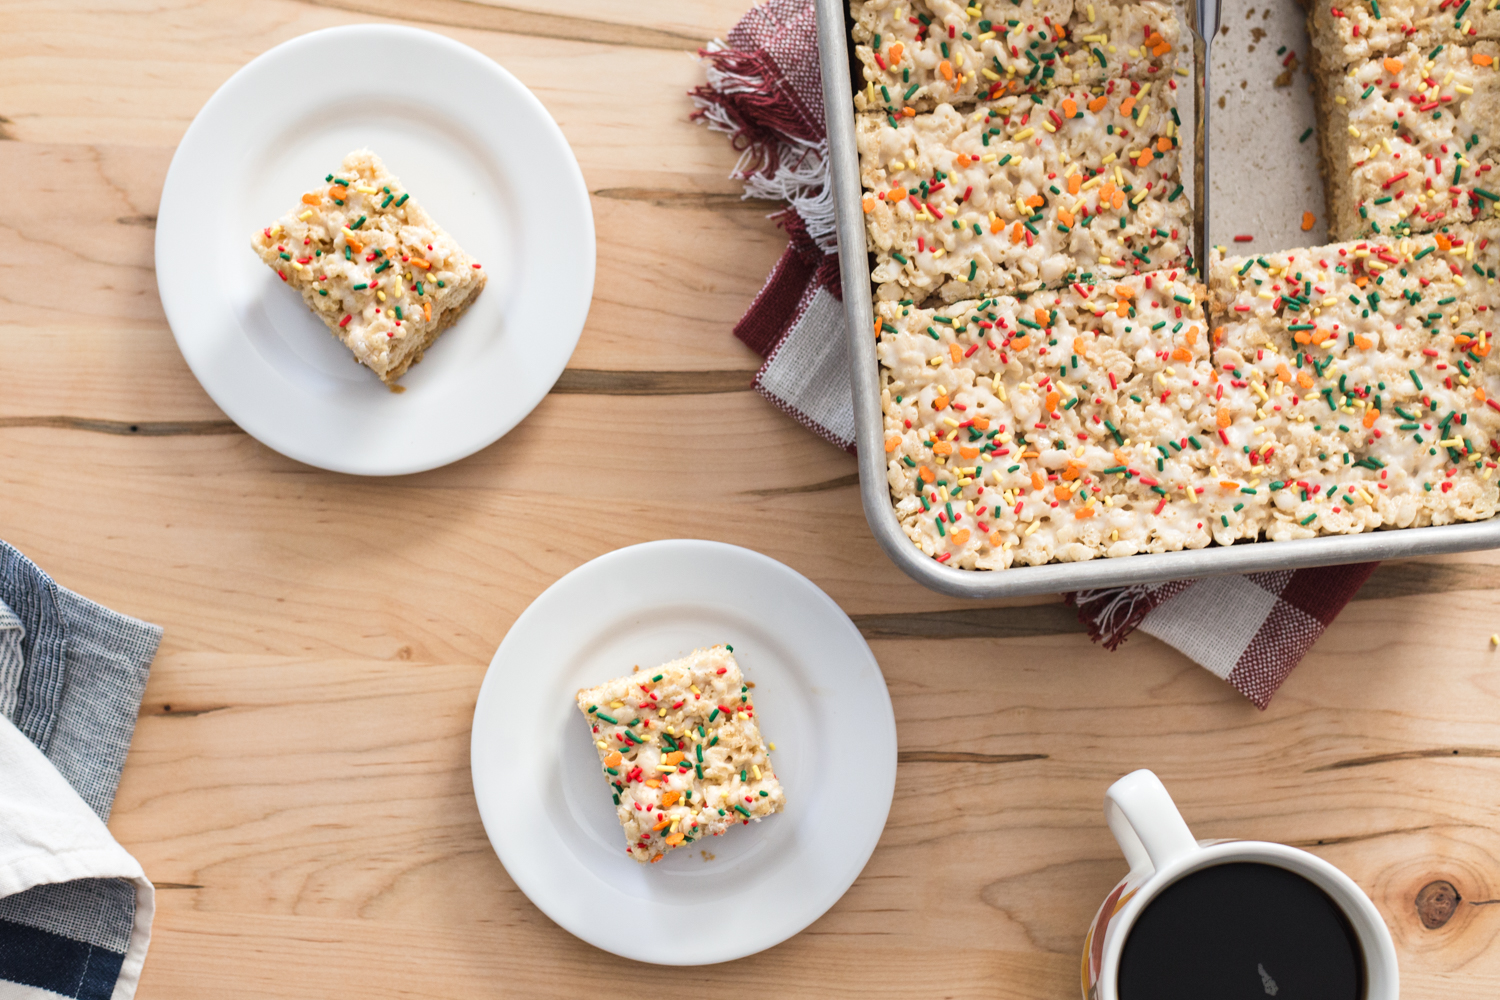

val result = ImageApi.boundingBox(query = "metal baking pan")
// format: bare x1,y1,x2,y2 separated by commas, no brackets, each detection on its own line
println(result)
814,0,1500,598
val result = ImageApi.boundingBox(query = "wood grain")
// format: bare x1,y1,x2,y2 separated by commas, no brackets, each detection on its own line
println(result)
8,0,1500,997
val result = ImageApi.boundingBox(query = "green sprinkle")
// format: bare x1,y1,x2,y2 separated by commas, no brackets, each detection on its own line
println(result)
351,215,366,230
1300,513,1318,526
352,283,369,291
734,804,752,818
1409,369,1423,390
596,713,618,725
380,194,393,208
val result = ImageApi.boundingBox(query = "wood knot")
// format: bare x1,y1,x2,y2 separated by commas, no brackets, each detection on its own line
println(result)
1416,880,1461,929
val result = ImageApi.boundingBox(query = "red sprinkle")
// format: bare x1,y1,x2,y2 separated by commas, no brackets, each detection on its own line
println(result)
1233,235,1254,242
339,315,352,327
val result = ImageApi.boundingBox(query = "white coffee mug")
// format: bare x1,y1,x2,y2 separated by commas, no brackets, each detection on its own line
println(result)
1080,769,1399,1000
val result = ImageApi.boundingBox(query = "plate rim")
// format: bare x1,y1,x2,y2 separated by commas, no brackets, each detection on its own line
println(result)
154,23,595,476
469,539,897,965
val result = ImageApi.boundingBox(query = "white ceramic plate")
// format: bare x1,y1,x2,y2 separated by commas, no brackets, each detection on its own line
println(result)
471,540,896,965
155,25,594,475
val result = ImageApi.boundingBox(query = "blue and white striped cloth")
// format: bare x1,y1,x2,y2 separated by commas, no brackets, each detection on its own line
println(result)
0,541,160,1000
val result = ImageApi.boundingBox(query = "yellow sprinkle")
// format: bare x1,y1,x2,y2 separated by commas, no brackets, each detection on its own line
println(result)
595,740,607,749
656,763,677,772
1087,2,1096,21
769,743,777,751
1042,121,1057,132
377,290,387,302
1439,437,1464,448
1013,127,1035,141
1101,151,1117,165
354,184,378,194
1492,634,1499,647
982,68,1000,80
1024,520,1042,536
1348,125,1362,138
981,152,997,162
752,764,762,779
297,210,313,221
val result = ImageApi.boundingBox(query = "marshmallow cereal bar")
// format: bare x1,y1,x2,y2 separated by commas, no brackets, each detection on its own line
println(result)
576,646,785,864
251,149,486,388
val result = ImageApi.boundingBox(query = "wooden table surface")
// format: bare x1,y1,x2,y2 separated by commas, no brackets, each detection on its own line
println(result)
6,1,1500,996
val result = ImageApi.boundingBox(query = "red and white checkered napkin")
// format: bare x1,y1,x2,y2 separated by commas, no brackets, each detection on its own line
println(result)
690,0,1377,708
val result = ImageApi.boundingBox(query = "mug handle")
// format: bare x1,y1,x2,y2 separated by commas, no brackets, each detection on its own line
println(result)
1104,769,1199,877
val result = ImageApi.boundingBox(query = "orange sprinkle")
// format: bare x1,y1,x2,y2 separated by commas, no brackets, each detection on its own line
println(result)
1074,506,1096,519
1362,408,1379,429
1354,335,1373,350
988,530,1005,546
991,218,1005,234
1045,390,1061,412
949,343,964,363
887,186,906,200
1477,387,1489,403
661,790,681,807
1297,372,1314,390
652,819,671,832
301,193,322,206
971,417,990,430
1119,96,1136,116
1053,484,1073,502
889,42,904,63
863,196,876,213
327,185,348,200
1301,211,1316,231
1034,307,1050,326
950,528,971,545
423,302,432,322
1068,173,1082,195
1113,284,1135,299
665,832,685,846
1088,95,1108,112
886,435,901,453
939,59,954,81
933,394,950,410
1171,346,1192,362
1293,330,1312,344
1275,362,1293,383
1059,208,1076,227
644,779,661,789
1116,300,1129,317
408,258,431,270
1213,325,1227,345
1062,98,1078,118
651,853,663,863
1010,335,1032,351
1475,52,1493,66
1436,233,1453,251
918,466,936,483
1010,221,1024,243
604,751,622,768
960,445,980,459
1031,472,1046,491
1184,325,1199,346
1136,149,1153,167
1156,136,1172,153
346,236,364,255
955,154,971,168
663,751,685,765
1025,194,1045,208
1216,406,1231,429
933,441,954,456
1384,57,1404,74
902,106,916,117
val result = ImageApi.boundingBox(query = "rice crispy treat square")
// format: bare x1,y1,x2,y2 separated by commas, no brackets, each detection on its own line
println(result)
1315,42,1500,239
1208,225,1500,538
1306,0,1500,75
851,0,1183,114
251,149,486,388
575,646,785,864
877,269,1274,569
859,81,1190,302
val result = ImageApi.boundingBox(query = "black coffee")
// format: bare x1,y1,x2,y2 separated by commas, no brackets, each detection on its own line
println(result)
1118,862,1364,1000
